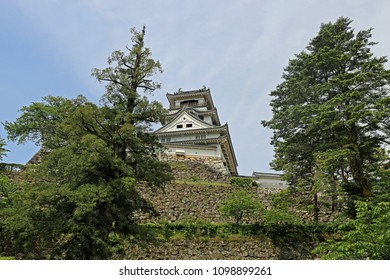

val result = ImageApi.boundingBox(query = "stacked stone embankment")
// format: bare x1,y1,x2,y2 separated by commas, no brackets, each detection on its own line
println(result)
126,237,279,260
130,157,334,259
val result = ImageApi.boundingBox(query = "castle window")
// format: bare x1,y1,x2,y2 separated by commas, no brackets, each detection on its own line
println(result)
161,137,171,143
186,123,193,128
176,124,183,129
180,99,199,107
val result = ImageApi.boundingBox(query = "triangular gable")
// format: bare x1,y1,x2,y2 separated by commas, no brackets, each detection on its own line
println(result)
155,110,214,133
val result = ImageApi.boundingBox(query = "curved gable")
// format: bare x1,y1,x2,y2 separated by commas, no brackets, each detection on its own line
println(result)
155,110,214,133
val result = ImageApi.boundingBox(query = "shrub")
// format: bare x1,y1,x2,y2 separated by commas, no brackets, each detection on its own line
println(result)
314,200,390,259
219,190,264,234
0,256,15,260
229,177,255,188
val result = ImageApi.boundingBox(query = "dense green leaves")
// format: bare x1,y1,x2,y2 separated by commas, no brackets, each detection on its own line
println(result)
3,95,87,148
263,17,390,207
0,26,172,259
0,137,7,161
229,177,256,188
91,26,163,117
315,200,390,259
219,189,263,225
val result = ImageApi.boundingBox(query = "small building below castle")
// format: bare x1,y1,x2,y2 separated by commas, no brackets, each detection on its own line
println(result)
154,88,238,176
252,171,288,189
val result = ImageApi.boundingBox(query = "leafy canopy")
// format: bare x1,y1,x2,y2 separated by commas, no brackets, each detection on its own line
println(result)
262,17,390,201
1,26,172,259
219,189,263,225
3,95,87,148
0,137,8,162
315,200,390,259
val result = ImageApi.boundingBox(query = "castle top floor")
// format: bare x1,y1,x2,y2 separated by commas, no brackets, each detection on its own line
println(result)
166,88,215,111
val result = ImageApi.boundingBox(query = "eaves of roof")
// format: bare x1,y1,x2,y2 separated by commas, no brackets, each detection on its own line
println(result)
155,124,228,136
167,107,221,126
154,108,221,134
166,88,215,110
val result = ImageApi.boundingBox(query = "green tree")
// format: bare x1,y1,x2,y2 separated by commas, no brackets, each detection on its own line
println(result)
3,95,87,149
262,17,390,216
315,200,390,259
91,26,165,124
0,137,7,162
219,189,263,232
1,26,172,259
0,137,15,258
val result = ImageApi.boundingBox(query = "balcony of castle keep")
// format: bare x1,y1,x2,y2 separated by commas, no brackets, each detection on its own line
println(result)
173,99,208,109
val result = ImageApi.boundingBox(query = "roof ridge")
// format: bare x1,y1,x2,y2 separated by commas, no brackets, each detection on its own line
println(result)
169,87,210,95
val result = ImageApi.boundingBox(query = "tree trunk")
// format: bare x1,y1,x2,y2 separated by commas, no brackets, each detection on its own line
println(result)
330,178,338,213
313,193,319,223
350,156,372,198
349,123,372,198
332,194,338,212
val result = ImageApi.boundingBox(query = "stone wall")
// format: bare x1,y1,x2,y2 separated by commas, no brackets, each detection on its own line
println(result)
130,159,335,259
134,182,278,223
161,154,231,181
134,158,336,223
123,237,278,260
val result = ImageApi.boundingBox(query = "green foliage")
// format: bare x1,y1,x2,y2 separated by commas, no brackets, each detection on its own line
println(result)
0,137,8,162
262,17,390,211
3,95,87,148
163,220,222,239
229,177,256,188
315,200,390,259
91,25,165,121
0,174,14,200
262,191,304,237
1,179,146,259
130,221,261,240
0,163,24,173
169,161,188,170
117,216,320,259
262,208,301,228
174,180,230,187
0,26,172,259
219,190,263,227
0,137,22,173
0,256,14,260
271,189,295,211
189,175,201,182
371,154,390,201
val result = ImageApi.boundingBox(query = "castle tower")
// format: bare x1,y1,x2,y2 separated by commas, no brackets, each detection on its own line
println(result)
154,88,238,176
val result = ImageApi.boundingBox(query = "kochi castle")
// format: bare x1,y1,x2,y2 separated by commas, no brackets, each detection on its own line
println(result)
154,88,238,176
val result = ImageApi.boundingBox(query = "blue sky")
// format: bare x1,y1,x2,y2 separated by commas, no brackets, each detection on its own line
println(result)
1,0,390,176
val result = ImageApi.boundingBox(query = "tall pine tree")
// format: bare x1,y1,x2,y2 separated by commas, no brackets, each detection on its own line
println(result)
263,17,390,217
